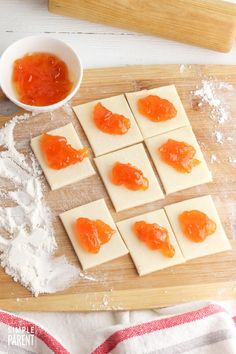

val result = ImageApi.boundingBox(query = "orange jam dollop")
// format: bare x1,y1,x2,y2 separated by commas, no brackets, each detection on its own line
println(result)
111,162,149,191
41,133,89,170
179,210,217,242
12,52,73,106
159,139,200,173
138,95,177,122
75,217,115,253
133,221,175,257
93,102,131,135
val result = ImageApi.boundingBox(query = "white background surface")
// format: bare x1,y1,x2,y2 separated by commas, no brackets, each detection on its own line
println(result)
1,1,236,353
1,0,236,68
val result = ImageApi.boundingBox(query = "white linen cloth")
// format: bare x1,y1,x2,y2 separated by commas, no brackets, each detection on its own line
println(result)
1,301,236,353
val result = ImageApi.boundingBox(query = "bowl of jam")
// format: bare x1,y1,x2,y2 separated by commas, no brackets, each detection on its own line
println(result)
0,35,83,112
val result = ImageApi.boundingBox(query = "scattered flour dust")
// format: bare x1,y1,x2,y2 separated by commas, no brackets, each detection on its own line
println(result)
191,79,235,160
192,80,233,125
213,131,223,145
0,113,80,296
210,154,218,164
179,64,185,74
228,157,236,165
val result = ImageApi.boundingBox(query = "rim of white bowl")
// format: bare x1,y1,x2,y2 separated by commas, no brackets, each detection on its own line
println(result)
0,35,83,112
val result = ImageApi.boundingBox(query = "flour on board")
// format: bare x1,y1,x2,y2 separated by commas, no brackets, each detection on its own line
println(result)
192,80,232,124
213,131,223,144
0,113,80,296
179,64,185,73
191,80,235,156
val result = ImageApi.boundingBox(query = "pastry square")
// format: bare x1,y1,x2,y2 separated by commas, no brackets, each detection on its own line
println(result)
94,144,164,212
145,126,212,194
31,123,95,190
117,209,185,276
164,195,231,261
73,94,143,156
126,84,190,138
59,199,128,270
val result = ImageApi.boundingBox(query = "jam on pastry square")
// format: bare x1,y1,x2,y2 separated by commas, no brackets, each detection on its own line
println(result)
164,195,231,261
73,94,143,157
31,123,95,190
59,199,128,270
116,209,185,276
125,84,190,139
94,143,164,212
145,125,212,194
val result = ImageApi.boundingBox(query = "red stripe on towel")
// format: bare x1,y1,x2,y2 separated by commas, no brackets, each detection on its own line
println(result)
0,311,69,354
92,303,225,354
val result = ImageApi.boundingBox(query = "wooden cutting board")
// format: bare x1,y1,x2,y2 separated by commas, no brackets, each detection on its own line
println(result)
0,64,236,311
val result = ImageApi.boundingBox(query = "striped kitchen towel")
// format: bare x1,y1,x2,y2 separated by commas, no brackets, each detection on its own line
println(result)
89,302,236,354
0,309,69,354
1,302,236,354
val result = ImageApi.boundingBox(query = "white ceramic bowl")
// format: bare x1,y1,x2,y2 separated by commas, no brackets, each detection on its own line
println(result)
0,35,83,112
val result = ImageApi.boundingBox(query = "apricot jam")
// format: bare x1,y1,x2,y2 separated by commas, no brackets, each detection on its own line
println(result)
12,52,73,106
138,95,177,122
159,139,200,173
134,221,175,257
111,162,149,191
75,217,115,253
41,133,89,170
93,102,131,135
179,210,216,242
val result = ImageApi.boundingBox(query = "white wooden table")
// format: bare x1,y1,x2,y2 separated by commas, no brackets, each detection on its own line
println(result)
1,1,236,353
1,0,236,68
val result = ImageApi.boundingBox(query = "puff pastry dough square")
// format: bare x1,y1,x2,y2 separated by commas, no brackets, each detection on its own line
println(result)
145,126,212,194
164,195,231,261
31,123,95,190
59,199,128,270
73,94,143,156
126,85,190,138
94,144,164,212
117,209,185,276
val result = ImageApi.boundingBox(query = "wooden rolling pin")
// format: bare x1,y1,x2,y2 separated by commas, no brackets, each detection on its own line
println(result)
48,0,236,52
